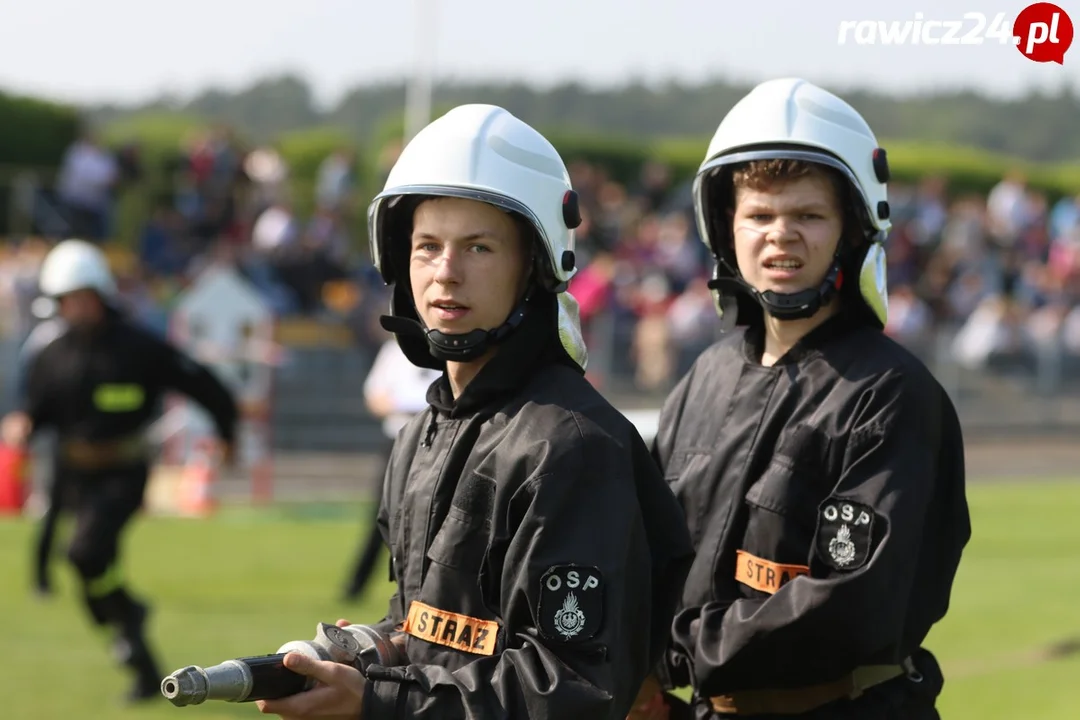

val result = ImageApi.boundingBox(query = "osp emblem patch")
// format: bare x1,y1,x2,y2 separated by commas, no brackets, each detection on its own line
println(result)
815,498,875,571
537,565,603,643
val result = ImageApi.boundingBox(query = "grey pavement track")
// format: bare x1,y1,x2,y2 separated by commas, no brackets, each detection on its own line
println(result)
212,436,1080,505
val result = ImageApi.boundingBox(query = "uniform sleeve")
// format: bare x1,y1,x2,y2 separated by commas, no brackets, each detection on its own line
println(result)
149,336,239,444
371,443,406,637
651,364,694,484
12,322,58,399
647,364,702,691
362,416,662,720
671,370,957,693
22,344,58,431
16,321,67,427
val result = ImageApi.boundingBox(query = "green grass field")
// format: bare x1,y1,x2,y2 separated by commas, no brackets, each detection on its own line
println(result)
2,480,1078,719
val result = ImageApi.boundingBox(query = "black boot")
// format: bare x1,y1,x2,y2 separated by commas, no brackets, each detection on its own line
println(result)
109,598,164,703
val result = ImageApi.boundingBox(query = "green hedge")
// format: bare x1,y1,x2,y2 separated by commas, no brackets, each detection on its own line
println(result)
276,126,355,177
0,92,81,234
274,126,362,219
369,122,1080,217
0,91,80,169
545,131,674,185
880,140,1080,199
99,112,209,246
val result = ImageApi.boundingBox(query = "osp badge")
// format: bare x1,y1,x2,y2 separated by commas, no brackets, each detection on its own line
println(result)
538,565,603,643
815,498,875,571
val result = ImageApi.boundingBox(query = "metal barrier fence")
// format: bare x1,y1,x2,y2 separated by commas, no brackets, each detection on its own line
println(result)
1,306,1077,455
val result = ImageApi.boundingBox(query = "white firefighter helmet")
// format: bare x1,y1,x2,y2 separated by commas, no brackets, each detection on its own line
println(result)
367,103,587,370
693,77,891,326
38,238,118,299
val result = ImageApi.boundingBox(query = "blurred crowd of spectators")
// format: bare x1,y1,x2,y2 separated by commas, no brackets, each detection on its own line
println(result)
564,162,1080,391
2,128,1079,396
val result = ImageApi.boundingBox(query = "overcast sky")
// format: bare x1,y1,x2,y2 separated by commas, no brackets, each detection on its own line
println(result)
0,0,1076,109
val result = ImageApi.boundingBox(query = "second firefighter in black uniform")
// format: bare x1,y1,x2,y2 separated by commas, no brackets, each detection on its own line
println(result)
633,79,972,720
1,239,239,702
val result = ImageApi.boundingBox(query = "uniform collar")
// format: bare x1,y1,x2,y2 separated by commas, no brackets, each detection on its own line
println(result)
67,307,123,344
741,308,861,366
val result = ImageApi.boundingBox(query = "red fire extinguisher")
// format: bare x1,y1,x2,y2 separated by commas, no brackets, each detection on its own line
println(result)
0,443,30,515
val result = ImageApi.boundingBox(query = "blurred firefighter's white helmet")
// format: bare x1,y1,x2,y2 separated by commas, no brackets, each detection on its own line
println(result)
38,238,118,299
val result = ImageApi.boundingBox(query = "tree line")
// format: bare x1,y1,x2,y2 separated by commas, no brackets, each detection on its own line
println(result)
83,74,1080,164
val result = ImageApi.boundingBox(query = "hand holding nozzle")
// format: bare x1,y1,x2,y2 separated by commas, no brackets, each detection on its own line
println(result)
161,622,406,707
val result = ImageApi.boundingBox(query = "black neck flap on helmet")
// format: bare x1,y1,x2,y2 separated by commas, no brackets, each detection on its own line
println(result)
707,255,844,321
379,286,532,368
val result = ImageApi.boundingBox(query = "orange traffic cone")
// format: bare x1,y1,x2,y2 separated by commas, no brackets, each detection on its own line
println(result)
178,441,217,517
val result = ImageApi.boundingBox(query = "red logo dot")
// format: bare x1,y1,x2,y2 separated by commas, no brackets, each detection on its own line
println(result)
1013,2,1074,63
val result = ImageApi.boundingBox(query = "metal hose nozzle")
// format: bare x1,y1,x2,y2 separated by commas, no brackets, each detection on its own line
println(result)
160,623,405,707
160,660,252,706
160,644,325,707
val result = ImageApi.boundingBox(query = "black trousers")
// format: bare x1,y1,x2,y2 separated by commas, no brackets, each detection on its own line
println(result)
34,454,163,696
36,459,150,628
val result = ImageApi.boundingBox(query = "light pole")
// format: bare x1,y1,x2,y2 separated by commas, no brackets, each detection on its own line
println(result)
404,0,436,143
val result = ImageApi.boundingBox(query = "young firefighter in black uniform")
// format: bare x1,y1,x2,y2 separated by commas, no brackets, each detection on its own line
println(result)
256,104,694,720
632,79,971,719
0,239,239,702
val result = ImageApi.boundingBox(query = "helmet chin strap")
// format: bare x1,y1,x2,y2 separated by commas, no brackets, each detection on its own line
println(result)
708,254,844,322
380,294,532,363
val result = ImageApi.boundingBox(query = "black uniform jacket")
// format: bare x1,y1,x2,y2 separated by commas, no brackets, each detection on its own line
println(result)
21,309,238,445
364,297,695,719
652,311,971,698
